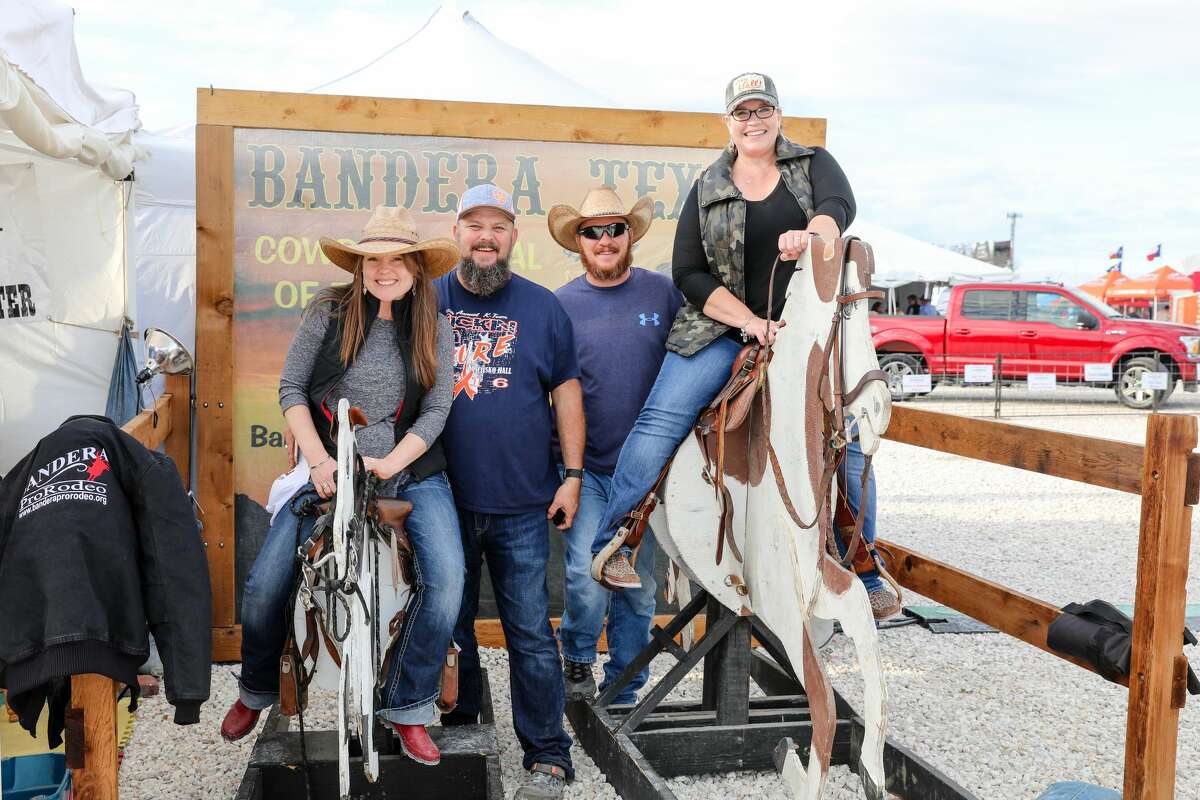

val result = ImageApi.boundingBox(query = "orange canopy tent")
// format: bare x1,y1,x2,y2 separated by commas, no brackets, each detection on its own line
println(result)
1078,271,1130,302
1105,266,1191,300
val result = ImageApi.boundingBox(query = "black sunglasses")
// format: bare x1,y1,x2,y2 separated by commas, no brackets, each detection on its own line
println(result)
578,221,629,240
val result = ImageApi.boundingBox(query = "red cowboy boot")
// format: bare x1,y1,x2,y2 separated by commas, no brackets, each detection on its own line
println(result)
387,722,441,766
220,699,261,742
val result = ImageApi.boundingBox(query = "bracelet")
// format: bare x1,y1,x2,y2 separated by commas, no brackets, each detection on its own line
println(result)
739,317,756,342
311,457,331,471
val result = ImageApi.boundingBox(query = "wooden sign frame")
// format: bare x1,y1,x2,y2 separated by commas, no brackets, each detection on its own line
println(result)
195,87,827,660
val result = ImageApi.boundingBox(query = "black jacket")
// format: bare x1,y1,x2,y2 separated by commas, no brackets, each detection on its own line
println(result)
0,415,211,723
307,292,447,480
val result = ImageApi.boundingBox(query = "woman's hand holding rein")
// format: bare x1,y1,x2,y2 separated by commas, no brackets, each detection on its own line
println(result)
310,456,338,499
739,316,785,346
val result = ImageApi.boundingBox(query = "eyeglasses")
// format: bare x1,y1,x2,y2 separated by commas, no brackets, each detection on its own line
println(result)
578,222,629,240
729,105,777,122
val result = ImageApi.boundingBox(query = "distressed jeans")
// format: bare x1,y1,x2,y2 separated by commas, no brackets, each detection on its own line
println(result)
442,508,574,780
240,473,464,725
591,335,743,557
376,472,465,726
558,466,657,705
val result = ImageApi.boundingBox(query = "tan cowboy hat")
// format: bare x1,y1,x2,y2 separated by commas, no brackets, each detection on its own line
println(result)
547,187,653,254
319,206,460,277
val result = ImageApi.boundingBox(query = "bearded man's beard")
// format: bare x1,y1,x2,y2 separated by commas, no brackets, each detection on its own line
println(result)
457,255,513,296
581,246,632,282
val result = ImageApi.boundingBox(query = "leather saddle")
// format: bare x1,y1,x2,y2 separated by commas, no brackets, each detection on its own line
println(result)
620,344,769,567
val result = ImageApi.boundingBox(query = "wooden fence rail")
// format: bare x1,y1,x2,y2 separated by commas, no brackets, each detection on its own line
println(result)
875,405,1195,800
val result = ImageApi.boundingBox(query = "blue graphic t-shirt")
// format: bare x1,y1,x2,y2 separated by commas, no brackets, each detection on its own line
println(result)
435,272,580,514
555,267,684,476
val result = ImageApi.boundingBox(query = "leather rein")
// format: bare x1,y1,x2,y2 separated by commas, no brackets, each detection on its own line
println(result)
756,237,887,568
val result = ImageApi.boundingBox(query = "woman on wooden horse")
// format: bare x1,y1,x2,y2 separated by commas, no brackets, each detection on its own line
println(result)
591,72,896,617
221,206,465,766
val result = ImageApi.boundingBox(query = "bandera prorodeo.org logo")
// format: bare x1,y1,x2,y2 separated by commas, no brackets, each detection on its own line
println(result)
18,447,111,520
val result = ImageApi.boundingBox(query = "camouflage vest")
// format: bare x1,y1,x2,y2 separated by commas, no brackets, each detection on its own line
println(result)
665,136,815,357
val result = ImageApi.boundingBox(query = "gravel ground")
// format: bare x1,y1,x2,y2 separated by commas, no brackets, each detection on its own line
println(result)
119,412,1200,799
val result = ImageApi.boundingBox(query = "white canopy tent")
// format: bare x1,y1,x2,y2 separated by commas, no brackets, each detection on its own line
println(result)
130,3,617,376
847,220,1015,288
0,0,145,473
846,220,1014,313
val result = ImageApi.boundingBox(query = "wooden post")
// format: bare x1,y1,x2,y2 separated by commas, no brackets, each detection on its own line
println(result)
195,122,237,629
1123,413,1196,799
164,372,192,489
69,674,118,800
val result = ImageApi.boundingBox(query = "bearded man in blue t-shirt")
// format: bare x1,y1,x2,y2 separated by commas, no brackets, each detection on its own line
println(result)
546,187,683,707
434,184,583,800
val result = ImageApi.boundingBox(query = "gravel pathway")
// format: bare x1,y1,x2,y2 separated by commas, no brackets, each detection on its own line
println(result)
118,413,1200,799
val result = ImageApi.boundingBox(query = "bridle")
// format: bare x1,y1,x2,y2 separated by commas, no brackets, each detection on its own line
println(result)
756,236,887,568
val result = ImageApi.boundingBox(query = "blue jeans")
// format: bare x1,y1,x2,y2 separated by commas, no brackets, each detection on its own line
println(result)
239,483,319,709
377,472,465,725
592,336,743,556
1035,783,1120,800
836,441,883,593
240,474,465,724
558,466,657,705
443,508,574,779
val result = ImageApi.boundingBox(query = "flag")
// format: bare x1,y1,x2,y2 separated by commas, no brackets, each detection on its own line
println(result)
1147,244,1162,261
1109,246,1123,259
1107,260,1122,273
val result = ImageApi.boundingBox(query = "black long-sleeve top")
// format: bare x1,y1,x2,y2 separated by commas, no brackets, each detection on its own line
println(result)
672,147,856,327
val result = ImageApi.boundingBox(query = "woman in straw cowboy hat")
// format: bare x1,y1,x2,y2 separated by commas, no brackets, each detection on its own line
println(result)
583,73,903,618
221,206,464,766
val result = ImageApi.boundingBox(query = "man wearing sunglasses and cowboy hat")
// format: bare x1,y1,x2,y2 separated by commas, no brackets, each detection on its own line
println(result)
546,187,683,707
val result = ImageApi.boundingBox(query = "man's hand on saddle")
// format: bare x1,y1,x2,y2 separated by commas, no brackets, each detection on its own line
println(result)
778,229,812,262
547,480,581,531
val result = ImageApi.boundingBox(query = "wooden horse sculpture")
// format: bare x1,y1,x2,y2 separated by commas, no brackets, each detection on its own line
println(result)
633,237,892,798
282,400,455,798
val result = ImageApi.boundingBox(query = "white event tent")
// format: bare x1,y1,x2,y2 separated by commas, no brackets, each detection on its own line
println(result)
0,0,145,473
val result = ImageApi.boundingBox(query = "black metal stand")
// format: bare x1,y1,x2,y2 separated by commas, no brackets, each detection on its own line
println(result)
235,669,503,800
566,589,976,800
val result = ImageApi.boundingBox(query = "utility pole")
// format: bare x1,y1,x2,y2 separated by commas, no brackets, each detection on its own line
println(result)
1007,211,1022,269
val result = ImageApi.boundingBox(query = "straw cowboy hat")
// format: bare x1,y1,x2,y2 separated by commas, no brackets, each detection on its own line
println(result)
547,187,653,253
320,206,460,278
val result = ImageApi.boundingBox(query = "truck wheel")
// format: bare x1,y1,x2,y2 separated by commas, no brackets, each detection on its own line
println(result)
878,353,924,401
1116,357,1171,410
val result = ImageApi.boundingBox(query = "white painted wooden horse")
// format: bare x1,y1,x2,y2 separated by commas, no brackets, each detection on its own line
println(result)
288,399,414,798
645,237,892,798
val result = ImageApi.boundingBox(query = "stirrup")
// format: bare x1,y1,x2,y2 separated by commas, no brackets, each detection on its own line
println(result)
589,524,631,583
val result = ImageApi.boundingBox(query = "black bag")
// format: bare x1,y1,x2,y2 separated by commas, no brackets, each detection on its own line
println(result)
1047,599,1199,694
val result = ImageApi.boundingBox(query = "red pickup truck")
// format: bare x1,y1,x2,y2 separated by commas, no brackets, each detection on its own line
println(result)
870,282,1200,409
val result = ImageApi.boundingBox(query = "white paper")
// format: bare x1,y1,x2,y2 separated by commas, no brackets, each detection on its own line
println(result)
901,373,932,393
963,364,994,384
1027,373,1057,392
1141,371,1170,391
1084,363,1114,382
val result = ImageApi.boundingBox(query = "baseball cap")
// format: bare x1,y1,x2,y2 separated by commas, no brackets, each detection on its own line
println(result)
724,72,779,114
457,183,516,221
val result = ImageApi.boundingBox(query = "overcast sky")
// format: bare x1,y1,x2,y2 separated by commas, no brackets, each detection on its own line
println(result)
69,0,1199,284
